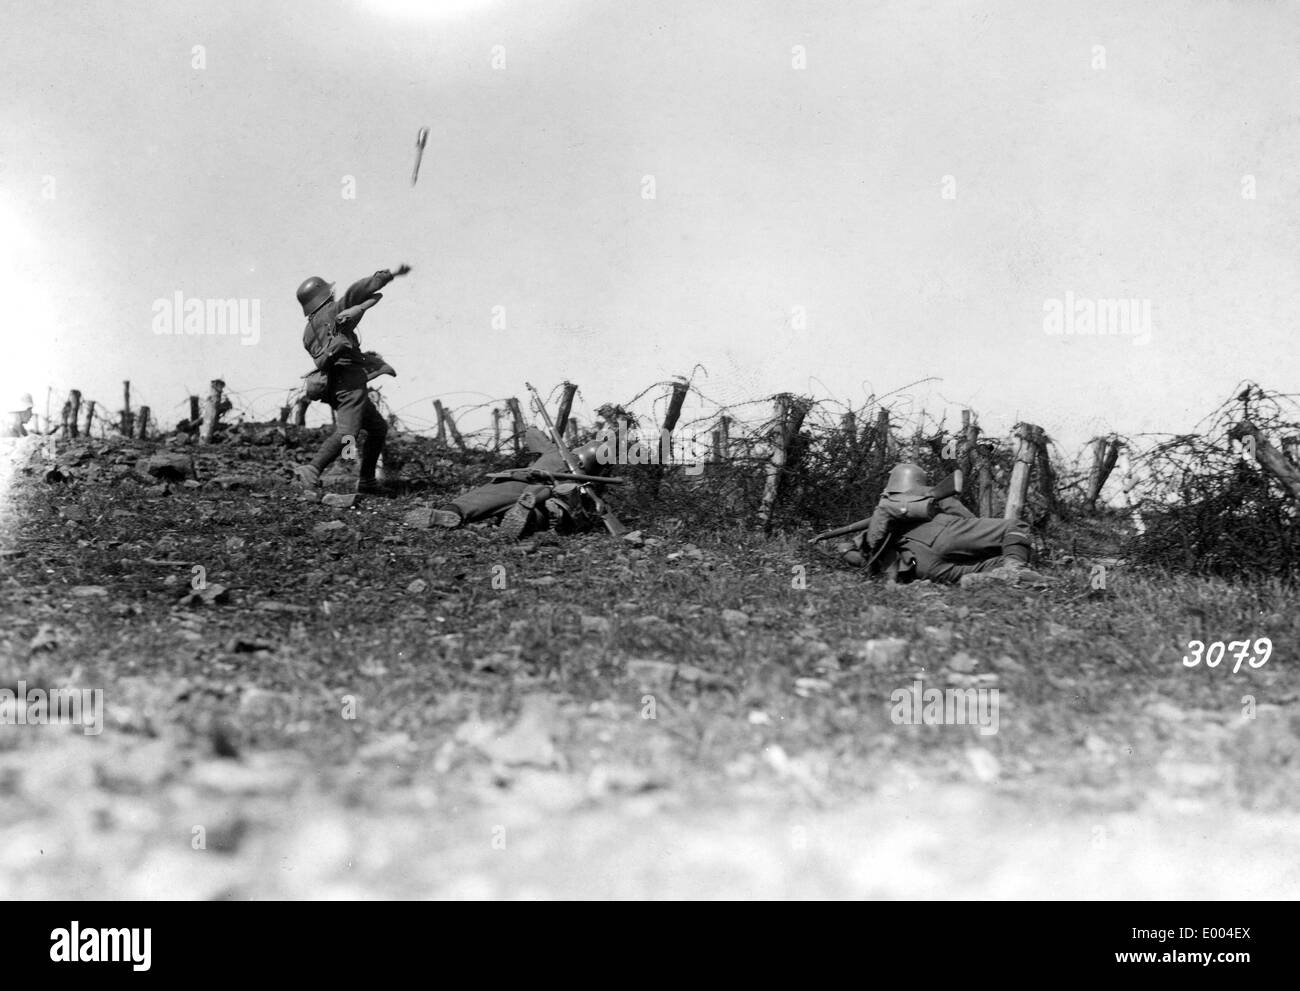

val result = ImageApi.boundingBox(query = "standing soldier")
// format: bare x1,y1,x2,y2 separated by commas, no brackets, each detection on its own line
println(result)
293,265,409,496
824,462,1051,586
429,437,613,539
4,393,34,438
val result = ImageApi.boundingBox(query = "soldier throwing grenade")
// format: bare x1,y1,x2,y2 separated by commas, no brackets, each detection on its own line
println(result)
293,265,408,496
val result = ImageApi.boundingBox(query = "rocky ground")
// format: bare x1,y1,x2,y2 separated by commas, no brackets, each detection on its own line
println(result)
1,427,1297,899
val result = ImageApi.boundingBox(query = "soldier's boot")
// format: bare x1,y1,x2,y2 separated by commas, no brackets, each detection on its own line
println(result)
357,477,398,498
430,508,462,529
960,558,1054,589
500,492,540,540
293,464,321,491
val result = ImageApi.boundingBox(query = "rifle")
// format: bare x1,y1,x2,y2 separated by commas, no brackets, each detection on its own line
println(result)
810,470,963,543
487,470,625,486
524,382,627,536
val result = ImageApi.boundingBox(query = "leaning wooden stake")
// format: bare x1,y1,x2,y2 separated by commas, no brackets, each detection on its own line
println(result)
83,400,96,438
136,406,150,439
440,403,466,451
492,408,502,452
1229,420,1300,502
567,417,579,445
757,394,812,531
201,379,225,443
292,398,309,426
60,397,74,440
1085,436,1122,511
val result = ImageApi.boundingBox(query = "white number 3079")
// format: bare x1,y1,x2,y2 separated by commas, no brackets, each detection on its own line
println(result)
1182,638,1272,673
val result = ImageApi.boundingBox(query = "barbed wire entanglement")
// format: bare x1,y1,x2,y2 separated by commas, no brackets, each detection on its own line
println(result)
1124,383,1300,581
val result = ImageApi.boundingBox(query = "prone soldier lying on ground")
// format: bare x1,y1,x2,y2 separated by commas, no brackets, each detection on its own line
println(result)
813,462,1053,587
429,435,620,539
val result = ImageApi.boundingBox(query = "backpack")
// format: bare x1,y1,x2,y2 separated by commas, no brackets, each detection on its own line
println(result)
303,307,353,372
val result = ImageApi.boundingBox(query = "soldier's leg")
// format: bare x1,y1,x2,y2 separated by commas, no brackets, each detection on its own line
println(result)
904,518,1031,583
356,398,388,482
309,367,369,475
931,517,1032,565
448,480,529,524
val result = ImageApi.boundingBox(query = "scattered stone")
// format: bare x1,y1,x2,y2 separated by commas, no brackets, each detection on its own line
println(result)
860,637,909,666
948,651,978,673
254,600,310,613
407,578,428,594
312,520,347,536
580,614,612,636
178,583,229,606
721,609,749,626
143,453,194,481
621,530,645,547
322,493,357,509
69,585,109,598
626,658,677,689
794,677,833,697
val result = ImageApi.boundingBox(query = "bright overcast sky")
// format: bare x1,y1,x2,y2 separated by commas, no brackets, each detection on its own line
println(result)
2,0,1297,451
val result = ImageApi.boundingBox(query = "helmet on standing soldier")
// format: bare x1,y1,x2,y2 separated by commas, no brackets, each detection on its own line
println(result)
296,276,334,317
885,462,929,498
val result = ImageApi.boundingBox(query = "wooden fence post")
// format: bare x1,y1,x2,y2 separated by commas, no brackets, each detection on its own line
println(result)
492,408,502,452
1230,421,1300,502
1283,434,1300,468
83,400,96,438
136,406,150,440
121,381,133,437
977,441,995,517
1085,436,1122,511
506,397,524,457
433,400,448,446
1004,423,1040,520
60,397,73,440
292,397,309,426
757,394,812,531
202,379,225,443
440,403,466,451
67,390,82,439
712,415,731,463
555,381,578,432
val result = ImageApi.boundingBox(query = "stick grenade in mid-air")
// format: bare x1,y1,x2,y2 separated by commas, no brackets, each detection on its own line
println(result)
810,470,963,543
525,382,627,536
411,126,429,186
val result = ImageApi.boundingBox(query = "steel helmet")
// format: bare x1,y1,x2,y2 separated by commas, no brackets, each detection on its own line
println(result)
7,393,33,414
296,276,334,316
572,441,603,476
885,462,929,498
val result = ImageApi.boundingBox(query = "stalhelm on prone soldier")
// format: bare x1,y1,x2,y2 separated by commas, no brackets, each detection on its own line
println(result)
293,265,409,497
825,462,1052,587
429,433,613,539
4,393,35,439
